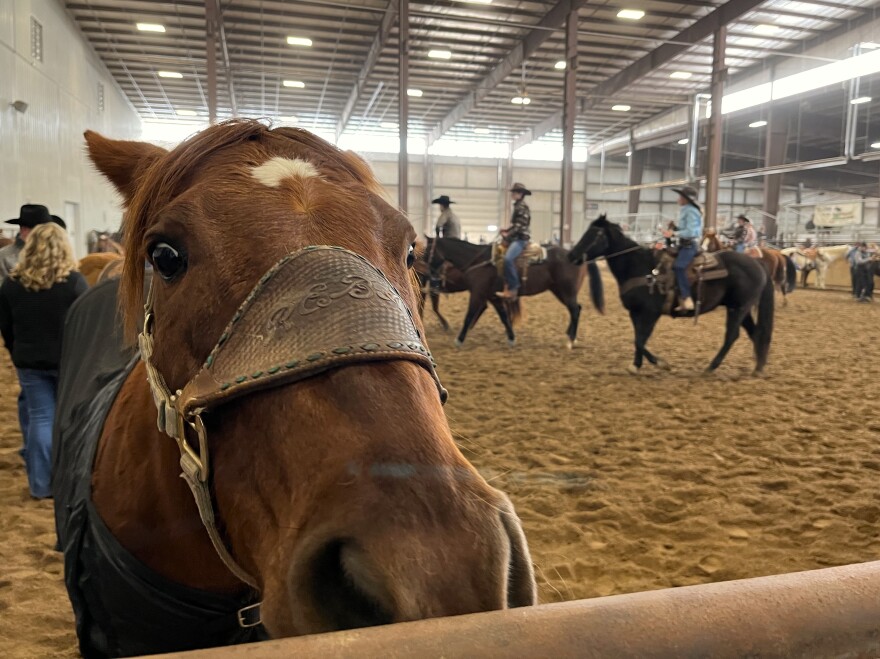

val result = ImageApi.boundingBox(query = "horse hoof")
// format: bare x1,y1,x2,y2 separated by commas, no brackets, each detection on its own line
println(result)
656,359,671,371
626,364,640,375
508,339,516,347
454,339,463,348
566,340,574,350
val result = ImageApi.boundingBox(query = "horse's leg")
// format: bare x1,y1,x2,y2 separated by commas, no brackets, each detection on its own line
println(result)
565,300,582,349
707,305,750,371
455,295,487,347
627,311,661,374
489,299,516,346
431,292,450,332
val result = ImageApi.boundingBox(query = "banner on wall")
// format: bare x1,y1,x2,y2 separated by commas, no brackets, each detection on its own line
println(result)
812,202,863,227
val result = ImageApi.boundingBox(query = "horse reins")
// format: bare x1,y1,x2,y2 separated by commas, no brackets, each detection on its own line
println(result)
139,245,447,624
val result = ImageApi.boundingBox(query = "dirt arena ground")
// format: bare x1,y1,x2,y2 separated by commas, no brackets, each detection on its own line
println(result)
1,271,879,657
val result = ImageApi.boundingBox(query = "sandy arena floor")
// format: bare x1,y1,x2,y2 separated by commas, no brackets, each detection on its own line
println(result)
1,272,879,657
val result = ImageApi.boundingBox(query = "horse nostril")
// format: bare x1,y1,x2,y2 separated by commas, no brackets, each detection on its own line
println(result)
304,539,394,632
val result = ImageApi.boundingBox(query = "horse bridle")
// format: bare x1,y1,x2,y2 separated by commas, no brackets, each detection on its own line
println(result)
139,245,446,606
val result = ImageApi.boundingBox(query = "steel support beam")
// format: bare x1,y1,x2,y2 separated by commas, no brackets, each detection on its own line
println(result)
205,0,218,124
559,7,578,246
704,27,727,230
426,0,587,146
627,150,646,215
162,561,880,658
762,107,789,239
337,0,398,139
398,0,409,212
510,0,763,151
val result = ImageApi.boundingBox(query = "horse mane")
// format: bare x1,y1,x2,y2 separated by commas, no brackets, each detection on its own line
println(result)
119,119,384,340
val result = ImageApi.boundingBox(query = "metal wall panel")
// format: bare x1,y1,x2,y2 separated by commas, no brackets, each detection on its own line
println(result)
0,0,141,256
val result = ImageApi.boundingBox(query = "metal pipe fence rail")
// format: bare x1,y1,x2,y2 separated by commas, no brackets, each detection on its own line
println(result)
155,561,880,659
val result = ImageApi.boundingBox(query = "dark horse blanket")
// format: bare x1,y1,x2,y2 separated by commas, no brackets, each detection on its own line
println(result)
53,276,263,658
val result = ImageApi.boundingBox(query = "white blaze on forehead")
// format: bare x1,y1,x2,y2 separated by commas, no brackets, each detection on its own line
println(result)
251,156,320,187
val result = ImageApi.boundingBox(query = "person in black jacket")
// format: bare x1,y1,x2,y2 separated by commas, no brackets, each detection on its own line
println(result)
0,223,86,498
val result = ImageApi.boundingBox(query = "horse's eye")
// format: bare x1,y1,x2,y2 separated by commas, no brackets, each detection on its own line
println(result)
150,242,187,281
406,243,416,269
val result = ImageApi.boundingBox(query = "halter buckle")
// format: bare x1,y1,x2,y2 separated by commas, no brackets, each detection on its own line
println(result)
175,413,208,482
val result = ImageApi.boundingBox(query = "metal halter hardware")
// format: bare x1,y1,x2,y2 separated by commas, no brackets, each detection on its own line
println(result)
139,245,446,598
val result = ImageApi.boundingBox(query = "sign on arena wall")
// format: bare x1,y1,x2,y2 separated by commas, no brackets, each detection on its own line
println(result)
812,202,863,227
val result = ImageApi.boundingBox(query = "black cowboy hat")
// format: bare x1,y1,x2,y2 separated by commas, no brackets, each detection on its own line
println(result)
672,185,699,207
51,215,67,230
510,182,532,196
6,204,51,229
431,195,455,205
736,214,751,223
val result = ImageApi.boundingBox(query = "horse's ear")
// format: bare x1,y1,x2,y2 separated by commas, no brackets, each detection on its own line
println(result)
84,130,167,203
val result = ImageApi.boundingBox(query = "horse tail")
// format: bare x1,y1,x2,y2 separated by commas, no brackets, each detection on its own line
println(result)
754,268,775,371
784,255,797,293
507,298,524,327
586,261,605,314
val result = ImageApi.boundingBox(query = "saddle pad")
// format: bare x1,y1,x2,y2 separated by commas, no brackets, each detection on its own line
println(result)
53,277,264,658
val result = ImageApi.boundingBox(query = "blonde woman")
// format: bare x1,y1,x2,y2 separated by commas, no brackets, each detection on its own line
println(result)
0,223,86,498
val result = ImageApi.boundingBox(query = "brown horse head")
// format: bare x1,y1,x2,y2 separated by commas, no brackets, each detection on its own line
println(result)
84,120,535,636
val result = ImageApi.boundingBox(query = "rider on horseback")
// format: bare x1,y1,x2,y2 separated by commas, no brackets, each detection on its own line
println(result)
497,183,532,301
666,186,703,312
732,215,757,253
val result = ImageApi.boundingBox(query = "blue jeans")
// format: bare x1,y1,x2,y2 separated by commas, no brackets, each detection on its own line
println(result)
735,243,745,253
18,389,29,461
674,244,697,300
504,240,526,291
16,369,58,498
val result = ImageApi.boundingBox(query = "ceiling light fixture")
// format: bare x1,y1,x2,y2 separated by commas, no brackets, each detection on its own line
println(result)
283,80,305,88
625,151,632,157
670,71,692,79
617,9,645,20
753,24,780,36
871,141,880,149
286,36,313,47
406,88,423,97
158,71,182,79
612,104,631,112
474,127,491,134
851,96,872,105
380,121,398,129
555,61,566,70
749,120,768,128
428,49,452,60
678,138,689,145
136,23,165,32
176,109,197,116
511,96,531,105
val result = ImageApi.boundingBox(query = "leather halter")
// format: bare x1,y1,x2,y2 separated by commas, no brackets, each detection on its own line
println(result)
139,245,446,593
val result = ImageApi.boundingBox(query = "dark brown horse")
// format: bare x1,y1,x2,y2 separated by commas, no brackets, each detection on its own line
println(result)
429,237,603,348
58,120,535,656
413,250,467,332
702,233,796,305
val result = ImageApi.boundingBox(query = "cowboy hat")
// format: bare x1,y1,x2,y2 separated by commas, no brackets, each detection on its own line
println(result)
6,204,51,228
672,185,699,207
736,214,751,223
431,195,455,205
510,182,532,196
51,215,67,230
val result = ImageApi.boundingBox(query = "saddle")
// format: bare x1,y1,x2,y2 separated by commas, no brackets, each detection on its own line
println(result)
745,247,763,258
492,241,546,282
627,250,729,316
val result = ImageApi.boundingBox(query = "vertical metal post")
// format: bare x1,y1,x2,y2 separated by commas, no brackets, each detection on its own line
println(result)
627,150,645,215
704,27,726,229
398,0,409,212
205,0,218,124
423,152,433,236
503,151,514,223
560,4,578,246
762,106,787,240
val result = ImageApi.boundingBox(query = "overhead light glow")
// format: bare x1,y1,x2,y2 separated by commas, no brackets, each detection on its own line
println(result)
136,23,165,32
555,60,566,70
407,88,423,97
771,48,880,102
611,104,631,112
283,80,305,88
678,138,689,145
625,151,632,157
487,224,498,231
176,109,197,116
670,71,692,79
158,71,182,78
456,0,493,4
617,9,645,20
278,115,298,124
862,42,880,50
474,127,491,134
722,83,772,114
512,96,531,105
753,24,780,35
872,141,880,149
851,96,872,105
287,36,313,47
380,121,398,129
428,49,452,60
749,120,768,128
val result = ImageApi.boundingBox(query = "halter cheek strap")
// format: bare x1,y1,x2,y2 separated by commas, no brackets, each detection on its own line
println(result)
139,246,447,599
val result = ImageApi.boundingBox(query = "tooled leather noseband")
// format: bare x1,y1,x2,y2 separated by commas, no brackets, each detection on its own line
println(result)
139,245,446,618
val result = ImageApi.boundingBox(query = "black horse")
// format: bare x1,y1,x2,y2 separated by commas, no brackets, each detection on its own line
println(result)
429,237,603,347
413,250,467,332
569,216,774,374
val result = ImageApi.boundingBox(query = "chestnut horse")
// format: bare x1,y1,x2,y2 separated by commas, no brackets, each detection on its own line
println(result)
78,252,124,286
703,233,796,305
57,121,535,656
